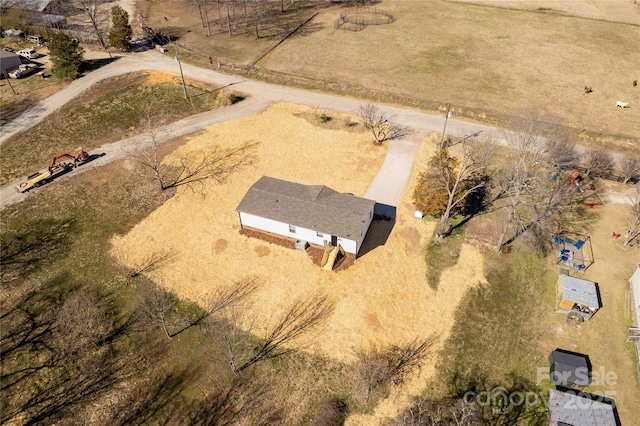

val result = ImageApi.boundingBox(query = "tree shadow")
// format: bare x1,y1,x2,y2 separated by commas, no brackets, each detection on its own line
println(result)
81,55,120,73
1,275,147,425
107,363,201,425
186,379,285,426
1,223,74,286
450,176,493,234
0,96,39,126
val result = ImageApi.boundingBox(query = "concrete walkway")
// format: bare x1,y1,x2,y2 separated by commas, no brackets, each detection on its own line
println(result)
364,136,422,209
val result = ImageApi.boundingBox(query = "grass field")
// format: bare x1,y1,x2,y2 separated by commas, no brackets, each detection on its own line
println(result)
3,2,640,419
0,71,231,185
3,69,639,423
147,0,640,143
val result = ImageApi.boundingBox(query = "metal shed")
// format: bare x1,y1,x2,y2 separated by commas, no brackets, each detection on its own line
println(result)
556,275,601,320
548,389,620,426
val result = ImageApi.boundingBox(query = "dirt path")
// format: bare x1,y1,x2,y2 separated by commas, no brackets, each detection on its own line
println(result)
0,97,273,209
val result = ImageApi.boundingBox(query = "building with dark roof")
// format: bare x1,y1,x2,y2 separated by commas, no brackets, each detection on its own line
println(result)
549,349,592,389
236,176,376,255
0,50,22,72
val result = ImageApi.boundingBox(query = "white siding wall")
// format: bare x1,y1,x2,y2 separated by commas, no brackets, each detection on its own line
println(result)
239,212,360,254
239,207,375,256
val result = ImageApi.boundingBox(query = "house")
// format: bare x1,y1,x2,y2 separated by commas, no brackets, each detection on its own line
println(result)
236,176,376,256
556,274,602,321
547,389,621,426
629,263,640,382
548,349,591,389
0,50,22,73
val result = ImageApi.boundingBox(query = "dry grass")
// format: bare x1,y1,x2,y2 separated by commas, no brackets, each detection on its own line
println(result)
261,0,640,140
152,0,640,142
450,0,640,24
111,107,487,423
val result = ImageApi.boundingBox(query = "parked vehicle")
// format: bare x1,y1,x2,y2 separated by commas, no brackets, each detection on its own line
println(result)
26,35,44,45
8,64,37,79
16,148,90,193
17,48,38,59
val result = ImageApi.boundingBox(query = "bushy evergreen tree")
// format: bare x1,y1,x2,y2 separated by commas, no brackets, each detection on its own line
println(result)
109,5,132,50
48,33,84,79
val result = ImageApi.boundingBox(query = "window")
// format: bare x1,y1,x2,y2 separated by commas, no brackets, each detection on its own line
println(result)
316,231,323,238
289,224,296,233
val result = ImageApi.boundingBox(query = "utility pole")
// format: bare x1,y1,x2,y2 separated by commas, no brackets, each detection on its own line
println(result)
440,103,452,148
2,69,16,95
174,42,188,100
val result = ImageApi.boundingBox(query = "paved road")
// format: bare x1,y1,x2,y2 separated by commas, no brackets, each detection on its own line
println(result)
0,50,502,210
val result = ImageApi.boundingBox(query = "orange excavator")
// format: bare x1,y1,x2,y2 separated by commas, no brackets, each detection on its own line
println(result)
16,147,89,193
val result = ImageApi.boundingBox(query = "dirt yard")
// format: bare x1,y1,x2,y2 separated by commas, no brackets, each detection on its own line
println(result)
110,105,487,423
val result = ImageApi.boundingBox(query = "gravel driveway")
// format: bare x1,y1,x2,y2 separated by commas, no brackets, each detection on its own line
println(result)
0,50,502,210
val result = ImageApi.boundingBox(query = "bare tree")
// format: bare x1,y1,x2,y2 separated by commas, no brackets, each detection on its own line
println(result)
215,0,224,30
193,0,212,36
77,0,110,49
494,119,576,252
354,336,438,402
623,196,640,247
222,292,335,374
543,127,578,169
248,0,263,38
357,103,410,144
395,397,482,426
494,126,549,252
582,148,614,178
430,134,493,241
619,155,640,184
135,124,256,191
138,281,178,339
53,290,112,356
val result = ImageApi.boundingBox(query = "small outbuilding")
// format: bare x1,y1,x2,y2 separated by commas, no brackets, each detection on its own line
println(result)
236,176,376,256
0,50,22,73
548,348,591,389
556,274,601,321
547,389,620,426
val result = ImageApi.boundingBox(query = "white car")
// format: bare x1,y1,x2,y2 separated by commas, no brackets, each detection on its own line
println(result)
17,48,38,59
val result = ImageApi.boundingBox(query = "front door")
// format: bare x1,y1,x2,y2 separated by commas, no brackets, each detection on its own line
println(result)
331,235,337,246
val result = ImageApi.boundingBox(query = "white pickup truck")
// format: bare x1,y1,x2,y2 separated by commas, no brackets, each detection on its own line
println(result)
8,63,37,79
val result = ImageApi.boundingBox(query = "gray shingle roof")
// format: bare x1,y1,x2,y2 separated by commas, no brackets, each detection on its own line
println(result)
236,176,376,240
560,275,601,308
